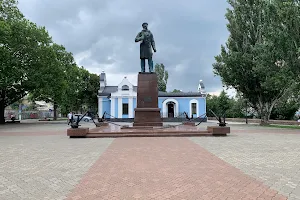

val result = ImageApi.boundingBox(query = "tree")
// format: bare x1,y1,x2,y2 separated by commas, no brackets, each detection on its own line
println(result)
213,0,300,124
207,91,252,119
270,89,300,120
171,89,181,93
0,0,52,123
154,63,168,92
206,94,219,117
207,90,232,117
75,67,99,114
30,44,75,120
82,73,99,113
59,66,99,116
59,63,81,115
218,90,231,114
1,0,98,122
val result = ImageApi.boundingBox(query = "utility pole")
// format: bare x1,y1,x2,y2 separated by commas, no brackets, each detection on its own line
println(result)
245,100,248,124
18,102,22,121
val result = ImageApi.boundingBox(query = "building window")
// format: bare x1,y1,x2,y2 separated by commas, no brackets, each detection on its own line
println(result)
122,85,129,91
122,103,128,115
191,103,197,115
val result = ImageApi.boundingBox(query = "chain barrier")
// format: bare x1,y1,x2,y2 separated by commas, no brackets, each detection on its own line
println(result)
172,112,187,119
195,114,208,126
98,111,208,130
141,112,208,130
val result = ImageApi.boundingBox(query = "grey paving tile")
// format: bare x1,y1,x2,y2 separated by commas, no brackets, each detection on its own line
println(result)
0,125,114,200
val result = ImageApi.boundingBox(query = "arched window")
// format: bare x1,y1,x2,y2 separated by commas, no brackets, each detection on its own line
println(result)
189,99,199,117
122,85,129,91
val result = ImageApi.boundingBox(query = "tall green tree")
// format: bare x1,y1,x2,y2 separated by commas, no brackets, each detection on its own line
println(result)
60,63,81,115
218,90,231,114
207,90,233,117
30,44,75,120
206,94,219,117
0,0,52,123
154,63,168,92
60,67,99,116
82,73,99,112
270,89,300,120
213,0,300,124
206,91,249,118
75,67,99,114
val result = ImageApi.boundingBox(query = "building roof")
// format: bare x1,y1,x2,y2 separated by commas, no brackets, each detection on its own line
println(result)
98,86,137,96
98,86,205,97
158,91,205,97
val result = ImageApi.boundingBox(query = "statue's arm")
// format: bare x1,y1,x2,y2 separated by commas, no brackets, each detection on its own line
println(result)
135,32,143,42
151,33,156,51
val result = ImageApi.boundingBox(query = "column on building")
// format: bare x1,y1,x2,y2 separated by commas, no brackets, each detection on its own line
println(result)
110,97,115,118
118,97,122,118
129,97,134,118
116,96,135,119
98,97,103,117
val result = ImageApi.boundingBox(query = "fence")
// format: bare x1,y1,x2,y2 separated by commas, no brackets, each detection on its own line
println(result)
207,117,300,125
160,112,186,119
5,109,56,120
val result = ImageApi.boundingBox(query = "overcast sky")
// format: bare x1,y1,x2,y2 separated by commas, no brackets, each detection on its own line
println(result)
18,0,230,95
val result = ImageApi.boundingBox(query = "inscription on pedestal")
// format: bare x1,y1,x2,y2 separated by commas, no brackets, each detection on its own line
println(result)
144,96,152,102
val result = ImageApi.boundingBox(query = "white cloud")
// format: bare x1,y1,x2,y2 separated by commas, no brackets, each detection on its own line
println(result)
18,0,229,93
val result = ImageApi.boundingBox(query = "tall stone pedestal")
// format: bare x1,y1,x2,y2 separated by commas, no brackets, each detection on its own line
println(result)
133,73,163,127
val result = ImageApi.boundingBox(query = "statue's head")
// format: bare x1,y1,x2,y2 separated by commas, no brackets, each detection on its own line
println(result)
142,22,148,30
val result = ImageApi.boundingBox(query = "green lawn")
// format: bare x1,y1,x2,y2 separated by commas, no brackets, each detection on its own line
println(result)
266,124,300,129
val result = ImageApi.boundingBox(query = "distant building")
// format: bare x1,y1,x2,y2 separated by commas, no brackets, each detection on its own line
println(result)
97,72,207,121
296,110,300,118
34,101,53,111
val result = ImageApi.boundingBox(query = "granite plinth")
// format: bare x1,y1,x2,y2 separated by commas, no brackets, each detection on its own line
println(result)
66,124,231,138
183,122,196,126
207,126,230,136
86,124,212,138
133,73,163,127
39,119,51,122
121,126,154,129
95,122,109,127
5,120,20,124
67,128,89,137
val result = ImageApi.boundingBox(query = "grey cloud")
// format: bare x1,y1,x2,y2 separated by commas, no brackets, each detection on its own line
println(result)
18,0,229,93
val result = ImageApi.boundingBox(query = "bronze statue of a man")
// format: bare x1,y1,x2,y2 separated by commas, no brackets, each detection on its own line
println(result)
135,22,156,73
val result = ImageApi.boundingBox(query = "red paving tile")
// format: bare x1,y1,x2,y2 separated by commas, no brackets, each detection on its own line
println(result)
66,137,287,200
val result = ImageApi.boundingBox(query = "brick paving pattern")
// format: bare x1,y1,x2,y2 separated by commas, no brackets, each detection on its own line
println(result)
67,137,287,200
190,128,300,200
0,123,299,199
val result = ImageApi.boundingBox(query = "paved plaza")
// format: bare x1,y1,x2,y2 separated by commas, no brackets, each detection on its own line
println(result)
0,121,299,200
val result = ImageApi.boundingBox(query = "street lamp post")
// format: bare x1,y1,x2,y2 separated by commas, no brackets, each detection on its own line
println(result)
245,100,248,124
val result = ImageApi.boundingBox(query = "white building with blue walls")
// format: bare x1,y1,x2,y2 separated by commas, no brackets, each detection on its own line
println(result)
97,72,207,121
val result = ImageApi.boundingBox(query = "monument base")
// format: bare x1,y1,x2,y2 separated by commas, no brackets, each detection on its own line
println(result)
133,108,163,127
207,126,230,136
183,122,196,126
5,120,21,124
67,128,89,137
95,122,109,127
